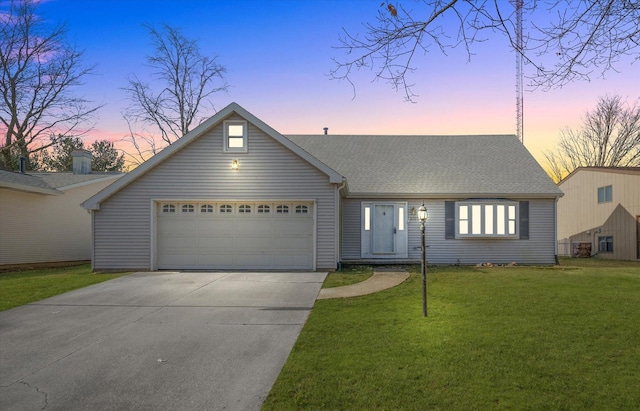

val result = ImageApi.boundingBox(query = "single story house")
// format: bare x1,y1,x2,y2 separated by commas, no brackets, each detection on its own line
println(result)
557,167,640,260
83,102,563,271
0,151,124,266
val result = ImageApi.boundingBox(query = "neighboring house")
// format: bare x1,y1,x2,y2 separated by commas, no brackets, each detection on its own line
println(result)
557,167,640,260
0,151,124,266
83,102,562,271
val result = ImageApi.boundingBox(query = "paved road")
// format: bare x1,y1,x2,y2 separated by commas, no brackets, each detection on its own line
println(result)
0,271,326,410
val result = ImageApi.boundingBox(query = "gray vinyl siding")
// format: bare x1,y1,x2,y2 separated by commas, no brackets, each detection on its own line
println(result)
93,115,338,270
341,199,361,259
341,198,557,265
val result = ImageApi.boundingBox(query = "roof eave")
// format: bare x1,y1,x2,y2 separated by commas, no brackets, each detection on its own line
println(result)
0,182,62,195
343,192,564,199
57,174,125,191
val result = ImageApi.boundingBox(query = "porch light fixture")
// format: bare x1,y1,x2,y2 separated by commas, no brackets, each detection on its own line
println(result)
418,203,428,317
231,159,239,170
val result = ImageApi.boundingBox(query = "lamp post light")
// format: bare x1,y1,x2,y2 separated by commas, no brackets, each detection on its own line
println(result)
417,203,429,317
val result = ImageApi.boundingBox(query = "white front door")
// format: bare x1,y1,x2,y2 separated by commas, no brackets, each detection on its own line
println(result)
361,202,408,259
373,205,395,254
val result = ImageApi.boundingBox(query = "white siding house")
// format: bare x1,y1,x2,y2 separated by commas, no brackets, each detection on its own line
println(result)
84,103,562,271
0,168,123,266
557,167,640,260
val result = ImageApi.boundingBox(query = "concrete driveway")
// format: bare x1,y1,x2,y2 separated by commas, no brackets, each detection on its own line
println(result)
0,271,327,411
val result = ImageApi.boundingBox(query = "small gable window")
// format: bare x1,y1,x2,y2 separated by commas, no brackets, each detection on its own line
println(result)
597,185,612,203
224,120,247,153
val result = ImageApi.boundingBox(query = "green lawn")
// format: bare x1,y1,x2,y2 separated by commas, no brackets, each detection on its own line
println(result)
323,265,374,288
264,258,640,410
0,264,129,311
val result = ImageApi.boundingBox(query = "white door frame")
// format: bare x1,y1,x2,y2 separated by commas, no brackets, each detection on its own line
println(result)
151,199,317,270
360,201,408,259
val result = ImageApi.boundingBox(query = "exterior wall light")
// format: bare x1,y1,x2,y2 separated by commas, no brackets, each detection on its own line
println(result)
418,203,428,317
231,159,239,170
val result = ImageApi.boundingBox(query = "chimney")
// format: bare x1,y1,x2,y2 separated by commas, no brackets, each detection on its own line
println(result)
71,149,92,174
323,127,328,135
19,156,26,173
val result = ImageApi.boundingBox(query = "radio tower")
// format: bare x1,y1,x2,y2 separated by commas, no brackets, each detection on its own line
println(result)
513,0,524,144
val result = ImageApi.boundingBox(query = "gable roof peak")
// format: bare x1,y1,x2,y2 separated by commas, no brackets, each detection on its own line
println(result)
82,102,343,210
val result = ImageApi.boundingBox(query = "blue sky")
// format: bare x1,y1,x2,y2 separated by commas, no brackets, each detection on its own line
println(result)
30,0,640,163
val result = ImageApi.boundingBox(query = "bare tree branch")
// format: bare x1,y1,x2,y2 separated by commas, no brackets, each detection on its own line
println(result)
331,1,640,102
0,0,102,170
544,95,640,182
122,23,228,162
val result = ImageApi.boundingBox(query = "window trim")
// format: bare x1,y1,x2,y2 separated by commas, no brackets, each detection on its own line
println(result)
597,185,612,204
223,120,248,153
598,236,614,253
455,201,519,238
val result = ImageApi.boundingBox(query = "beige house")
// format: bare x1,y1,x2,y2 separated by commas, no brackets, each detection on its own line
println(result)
0,151,123,266
557,167,640,260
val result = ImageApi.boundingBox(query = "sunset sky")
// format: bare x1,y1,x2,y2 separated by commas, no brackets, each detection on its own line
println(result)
31,0,639,166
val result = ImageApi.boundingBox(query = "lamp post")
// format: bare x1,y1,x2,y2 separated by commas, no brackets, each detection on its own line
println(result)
417,203,428,317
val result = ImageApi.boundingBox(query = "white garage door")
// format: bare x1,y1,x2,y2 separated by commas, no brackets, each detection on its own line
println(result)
157,201,314,270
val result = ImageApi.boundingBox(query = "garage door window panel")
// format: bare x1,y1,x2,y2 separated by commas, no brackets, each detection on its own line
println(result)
276,205,290,214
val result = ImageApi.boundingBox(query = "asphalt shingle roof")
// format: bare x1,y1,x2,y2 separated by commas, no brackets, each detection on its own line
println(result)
0,170,61,194
287,134,562,197
0,170,122,194
32,172,122,189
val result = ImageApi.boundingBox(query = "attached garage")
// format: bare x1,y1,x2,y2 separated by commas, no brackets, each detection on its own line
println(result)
156,201,315,270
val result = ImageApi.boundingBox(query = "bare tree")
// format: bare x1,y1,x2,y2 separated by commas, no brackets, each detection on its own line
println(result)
544,95,640,182
0,0,100,170
122,23,228,165
331,1,640,102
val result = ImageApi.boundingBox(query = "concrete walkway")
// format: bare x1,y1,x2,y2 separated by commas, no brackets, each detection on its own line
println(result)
317,269,410,299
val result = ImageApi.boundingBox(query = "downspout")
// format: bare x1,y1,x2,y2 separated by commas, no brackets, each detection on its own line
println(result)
554,197,559,265
336,180,347,270
89,210,95,272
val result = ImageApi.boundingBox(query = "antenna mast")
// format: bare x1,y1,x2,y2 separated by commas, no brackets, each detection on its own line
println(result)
513,0,524,144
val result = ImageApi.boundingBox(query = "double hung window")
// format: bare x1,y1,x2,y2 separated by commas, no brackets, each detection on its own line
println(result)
223,120,247,153
457,202,518,237
597,185,612,203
